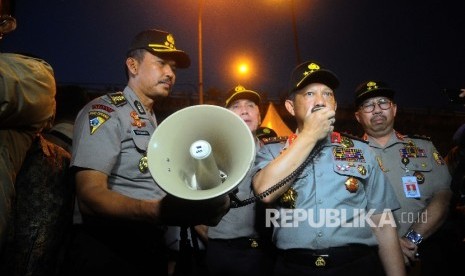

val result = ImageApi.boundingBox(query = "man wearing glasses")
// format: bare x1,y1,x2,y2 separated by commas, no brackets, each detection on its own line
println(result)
354,81,452,275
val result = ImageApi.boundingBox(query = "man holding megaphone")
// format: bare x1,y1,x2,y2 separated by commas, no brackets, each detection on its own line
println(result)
68,29,230,276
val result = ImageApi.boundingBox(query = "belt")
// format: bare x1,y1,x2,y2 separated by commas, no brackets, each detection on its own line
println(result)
279,244,377,268
210,238,263,249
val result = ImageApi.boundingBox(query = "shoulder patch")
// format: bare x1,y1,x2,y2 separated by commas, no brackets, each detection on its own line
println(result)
395,131,406,140
88,111,110,135
91,104,115,113
433,150,446,165
107,91,127,107
407,134,431,141
340,132,368,144
331,132,354,148
262,136,288,145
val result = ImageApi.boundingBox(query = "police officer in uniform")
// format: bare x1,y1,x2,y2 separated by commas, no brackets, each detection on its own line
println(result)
252,61,406,276
69,29,229,276
353,80,452,275
205,85,275,275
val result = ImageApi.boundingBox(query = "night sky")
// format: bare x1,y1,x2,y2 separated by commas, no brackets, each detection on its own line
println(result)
2,0,465,109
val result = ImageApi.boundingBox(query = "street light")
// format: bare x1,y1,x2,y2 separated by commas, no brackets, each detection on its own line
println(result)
232,57,253,85
198,0,204,104
238,63,249,76
290,0,301,65
270,0,301,65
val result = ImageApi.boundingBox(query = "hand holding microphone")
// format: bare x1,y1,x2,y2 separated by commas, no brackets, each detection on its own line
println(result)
302,105,336,140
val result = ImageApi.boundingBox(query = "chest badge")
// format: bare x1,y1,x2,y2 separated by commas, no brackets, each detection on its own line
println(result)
413,171,425,184
139,153,148,173
357,164,367,176
279,187,298,209
345,177,359,193
401,157,410,166
315,256,326,267
131,111,146,128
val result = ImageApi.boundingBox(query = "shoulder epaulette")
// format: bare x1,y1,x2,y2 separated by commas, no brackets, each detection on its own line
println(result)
341,132,368,144
407,134,431,141
262,136,288,145
106,91,127,107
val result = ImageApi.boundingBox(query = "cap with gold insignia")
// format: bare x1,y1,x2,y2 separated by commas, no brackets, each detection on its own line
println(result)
225,85,261,108
289,61,339,94
127,29,191,68
354,80,395,106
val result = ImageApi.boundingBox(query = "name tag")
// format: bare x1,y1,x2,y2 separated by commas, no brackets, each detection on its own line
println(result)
402,176,421,198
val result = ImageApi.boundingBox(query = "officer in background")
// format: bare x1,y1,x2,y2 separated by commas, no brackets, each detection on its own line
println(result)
205,85,275,275
353,80,452,275
252,61,405,276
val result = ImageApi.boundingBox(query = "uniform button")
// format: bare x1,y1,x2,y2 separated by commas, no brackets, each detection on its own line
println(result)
317,199,322,204
316,171,323,177
318,232,323,237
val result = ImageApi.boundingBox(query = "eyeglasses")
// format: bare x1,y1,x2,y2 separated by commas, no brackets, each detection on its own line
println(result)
360,99,392,113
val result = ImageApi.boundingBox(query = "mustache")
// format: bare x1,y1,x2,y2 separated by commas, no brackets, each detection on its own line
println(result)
371,114,386,122
311,105,325,113
158,78,172,85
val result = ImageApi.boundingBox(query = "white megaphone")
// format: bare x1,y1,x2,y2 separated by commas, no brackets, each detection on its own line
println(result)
147,105,255,200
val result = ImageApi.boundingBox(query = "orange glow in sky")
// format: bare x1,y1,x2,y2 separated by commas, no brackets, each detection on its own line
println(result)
238,63,249,75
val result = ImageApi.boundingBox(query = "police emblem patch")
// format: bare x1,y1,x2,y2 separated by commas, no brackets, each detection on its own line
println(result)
88,111,110,135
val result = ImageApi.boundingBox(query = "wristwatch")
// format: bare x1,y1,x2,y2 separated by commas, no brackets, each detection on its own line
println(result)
404,229,423,245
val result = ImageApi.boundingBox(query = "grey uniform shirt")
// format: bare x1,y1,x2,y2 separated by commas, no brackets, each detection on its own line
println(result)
251,132,400,250
71,86,165,200
363,131,451,236
208,138,262,239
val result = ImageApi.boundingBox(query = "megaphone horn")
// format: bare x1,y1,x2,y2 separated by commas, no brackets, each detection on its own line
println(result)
147,105,255,200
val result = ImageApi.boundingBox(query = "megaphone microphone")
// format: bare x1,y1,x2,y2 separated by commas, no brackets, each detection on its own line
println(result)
147,105,255,201
189,140,225,190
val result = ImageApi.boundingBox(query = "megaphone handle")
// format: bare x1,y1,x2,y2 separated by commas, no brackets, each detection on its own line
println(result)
228,193,243,208
189,226,200,252
229,141,325,208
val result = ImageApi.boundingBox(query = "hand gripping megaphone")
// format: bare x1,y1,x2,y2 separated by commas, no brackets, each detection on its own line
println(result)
147,105,255,200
